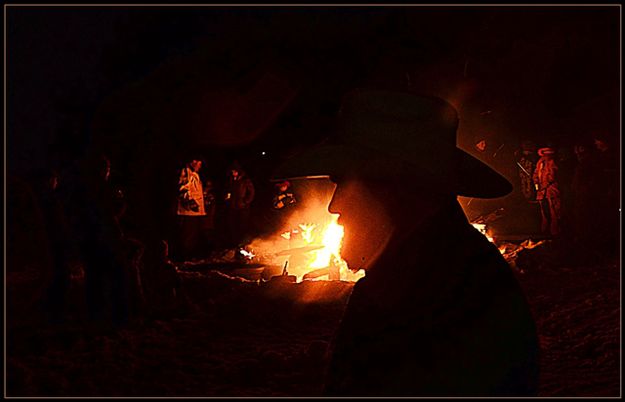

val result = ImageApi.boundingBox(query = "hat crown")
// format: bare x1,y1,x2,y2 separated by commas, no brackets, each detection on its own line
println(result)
337,89,460,171
538,147,555,156
272,88,512,199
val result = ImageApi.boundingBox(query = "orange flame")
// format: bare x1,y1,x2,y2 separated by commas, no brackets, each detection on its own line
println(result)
247,213,365,282
246,181,365,283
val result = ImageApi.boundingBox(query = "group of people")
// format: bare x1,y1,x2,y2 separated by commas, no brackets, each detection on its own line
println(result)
31,154,193,329
173,157,299,262
27,150,303,328
174,158,255,261
513,136,618,256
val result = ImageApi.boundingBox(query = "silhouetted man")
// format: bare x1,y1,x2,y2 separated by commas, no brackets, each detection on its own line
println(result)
73,154,129,326
35,168,73,324
273,89,539,397
224,161,255,247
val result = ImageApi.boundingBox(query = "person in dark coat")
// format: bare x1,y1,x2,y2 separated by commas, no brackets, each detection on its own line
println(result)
34,168,73,324
273,89,539,397
571,140,603,258
72,154,130,327
224,161,255,247
515,140,538,202
592,134,619,257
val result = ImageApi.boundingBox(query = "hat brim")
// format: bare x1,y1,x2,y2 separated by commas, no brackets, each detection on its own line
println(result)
454,148,513,198
272,144,512,199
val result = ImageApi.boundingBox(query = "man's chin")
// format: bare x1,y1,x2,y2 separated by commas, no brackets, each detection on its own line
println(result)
343,254,367,271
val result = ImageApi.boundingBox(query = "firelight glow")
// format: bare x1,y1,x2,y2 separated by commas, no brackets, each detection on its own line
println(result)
301,215,365,282
309,216,343,269
244,184,366,283
246,211,365,282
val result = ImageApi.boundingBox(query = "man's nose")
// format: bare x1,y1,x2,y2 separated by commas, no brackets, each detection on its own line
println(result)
328,196,339,215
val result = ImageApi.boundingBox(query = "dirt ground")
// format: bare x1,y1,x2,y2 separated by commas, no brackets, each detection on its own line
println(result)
5,242,621,397
514,249,621,397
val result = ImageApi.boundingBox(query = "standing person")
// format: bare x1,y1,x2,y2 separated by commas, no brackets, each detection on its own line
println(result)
35,168,73,324
571,141,601,254
515,140,537,202
592,134,619,256
533,147,561,238
73,153,130,327
224,161,255,247
176,158,206,261
274,89,538,396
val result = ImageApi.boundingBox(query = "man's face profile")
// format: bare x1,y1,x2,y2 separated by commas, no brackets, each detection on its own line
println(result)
328,177,395,271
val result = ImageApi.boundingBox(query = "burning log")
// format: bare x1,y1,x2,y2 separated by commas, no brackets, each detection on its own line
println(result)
303,267,329,280
244,200,365,283
472,208,505,225
275,245,325,256
303,258,341,281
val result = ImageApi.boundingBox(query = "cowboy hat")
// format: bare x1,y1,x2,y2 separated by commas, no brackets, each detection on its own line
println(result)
537,147,555,157
272,89,512,199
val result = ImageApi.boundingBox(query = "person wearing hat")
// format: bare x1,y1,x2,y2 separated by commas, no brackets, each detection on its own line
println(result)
273,89,539,396
533,147,561,238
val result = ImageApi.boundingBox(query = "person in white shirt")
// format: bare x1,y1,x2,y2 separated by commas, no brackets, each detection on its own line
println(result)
176,158,206,260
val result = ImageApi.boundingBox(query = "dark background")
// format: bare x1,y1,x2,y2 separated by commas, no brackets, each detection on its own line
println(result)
6,5,620,238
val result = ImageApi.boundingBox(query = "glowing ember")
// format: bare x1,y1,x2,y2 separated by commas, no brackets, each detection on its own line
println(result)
239,249,256,259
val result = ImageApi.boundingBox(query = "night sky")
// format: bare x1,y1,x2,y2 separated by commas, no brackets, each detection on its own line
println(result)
6,5,620,227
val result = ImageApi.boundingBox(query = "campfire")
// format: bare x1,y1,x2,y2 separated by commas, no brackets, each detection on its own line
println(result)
244,212,365,283
240,183,366,283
